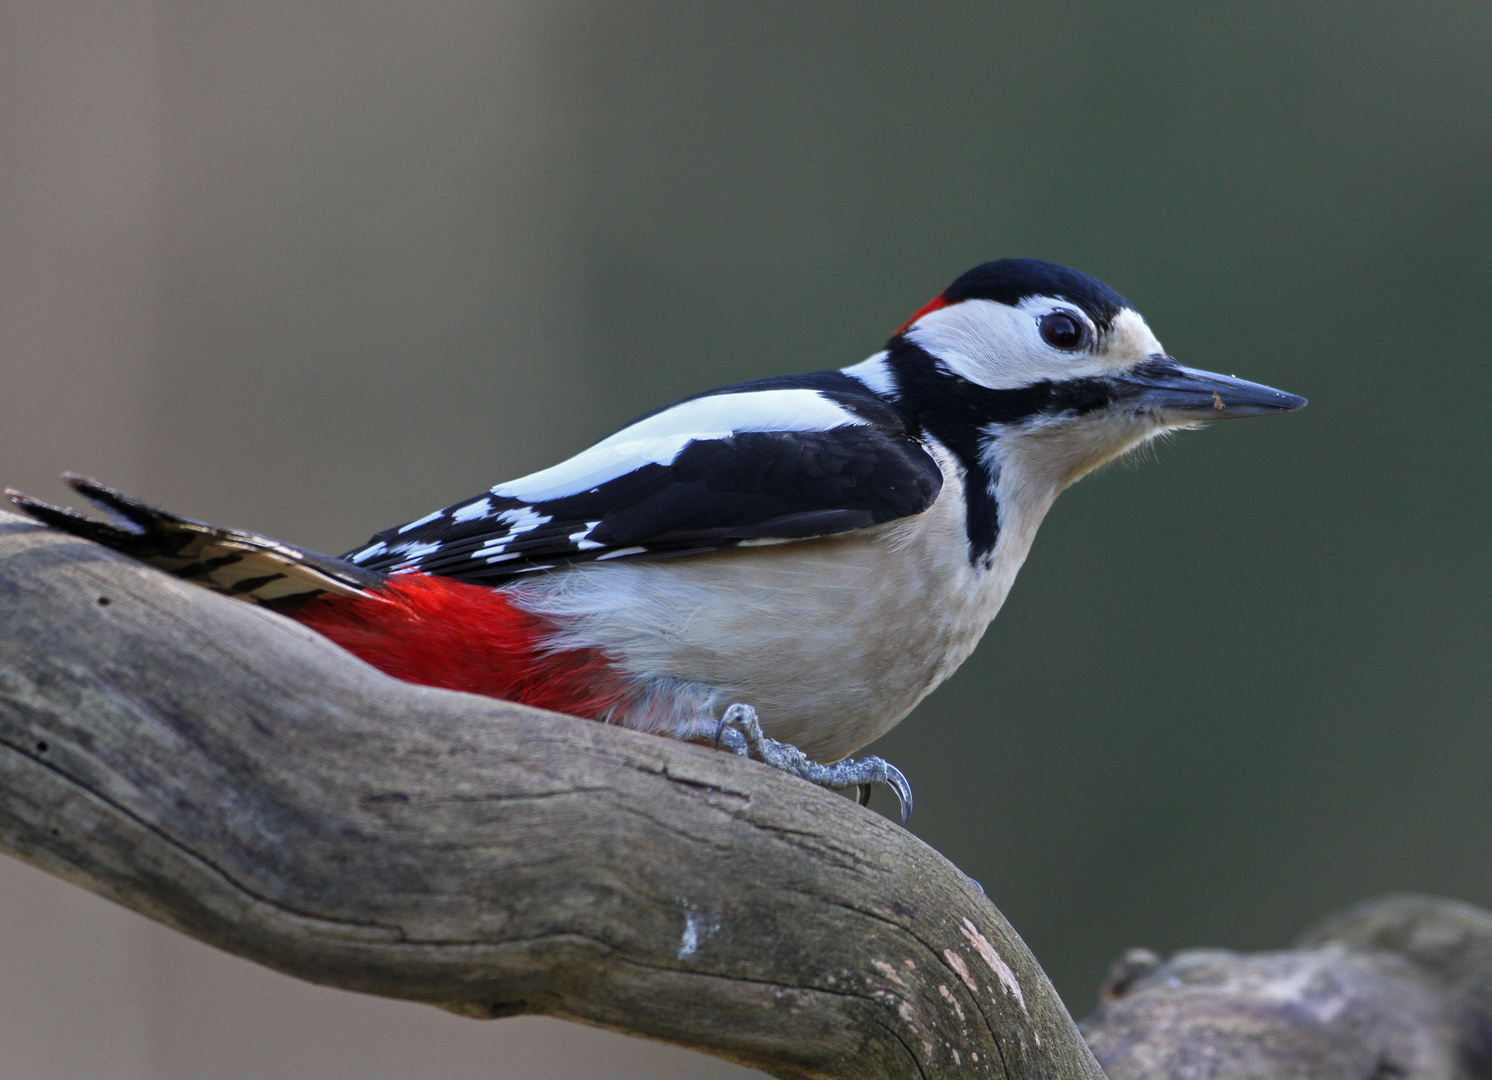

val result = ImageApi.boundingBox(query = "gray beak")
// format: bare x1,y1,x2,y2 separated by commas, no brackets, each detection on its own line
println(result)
1114,358,1307,419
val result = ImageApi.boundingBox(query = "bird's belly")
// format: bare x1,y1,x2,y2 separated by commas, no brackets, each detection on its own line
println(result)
511,501,1012,762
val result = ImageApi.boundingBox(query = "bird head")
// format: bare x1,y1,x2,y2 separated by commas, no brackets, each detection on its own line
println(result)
883,259,1306,494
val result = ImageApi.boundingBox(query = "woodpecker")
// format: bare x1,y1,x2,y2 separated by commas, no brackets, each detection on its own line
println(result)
9,260,1305,824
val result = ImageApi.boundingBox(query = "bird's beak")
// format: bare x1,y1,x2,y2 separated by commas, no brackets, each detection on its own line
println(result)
1113,358,1307,420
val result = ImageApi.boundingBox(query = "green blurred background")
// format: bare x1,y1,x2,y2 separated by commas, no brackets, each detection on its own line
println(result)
3,2,1489,1077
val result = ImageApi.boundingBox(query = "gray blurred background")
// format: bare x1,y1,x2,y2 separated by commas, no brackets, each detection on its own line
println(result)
2,2,1489,1077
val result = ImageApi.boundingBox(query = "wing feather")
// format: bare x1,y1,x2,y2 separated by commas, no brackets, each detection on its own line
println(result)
344,378,942,585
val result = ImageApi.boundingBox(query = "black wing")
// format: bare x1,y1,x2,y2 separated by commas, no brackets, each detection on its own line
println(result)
344,374,943,586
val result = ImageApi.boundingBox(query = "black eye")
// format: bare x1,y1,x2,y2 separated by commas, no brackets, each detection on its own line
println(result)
1039,312,1086,350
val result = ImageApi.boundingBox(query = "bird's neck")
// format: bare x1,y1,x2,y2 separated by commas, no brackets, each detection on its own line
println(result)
963,433,1065,608
974,413,1163,596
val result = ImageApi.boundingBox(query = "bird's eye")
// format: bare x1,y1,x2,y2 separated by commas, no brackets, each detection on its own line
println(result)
1039,312,1087,351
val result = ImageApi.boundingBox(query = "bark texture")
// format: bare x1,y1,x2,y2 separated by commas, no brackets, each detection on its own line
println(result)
0,510,1102,1080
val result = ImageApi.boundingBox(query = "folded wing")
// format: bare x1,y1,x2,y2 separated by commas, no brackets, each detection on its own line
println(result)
344,376,944,585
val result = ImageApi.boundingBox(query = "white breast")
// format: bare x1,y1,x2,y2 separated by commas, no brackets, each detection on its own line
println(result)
507,441,1057,763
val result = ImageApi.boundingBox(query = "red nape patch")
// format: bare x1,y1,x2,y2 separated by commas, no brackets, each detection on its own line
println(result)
894,293,950,336
295,573,629,720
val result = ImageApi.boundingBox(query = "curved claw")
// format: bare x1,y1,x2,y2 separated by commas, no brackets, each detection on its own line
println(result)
711,702,913,826
855,767,913,825
712,724,749,756
881,761,913,826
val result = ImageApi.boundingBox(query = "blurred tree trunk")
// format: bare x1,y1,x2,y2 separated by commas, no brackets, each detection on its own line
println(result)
1080,895,1492,1080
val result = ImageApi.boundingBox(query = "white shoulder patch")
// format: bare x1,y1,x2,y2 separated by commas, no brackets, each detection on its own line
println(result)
841,351,897,397
491,388,866,503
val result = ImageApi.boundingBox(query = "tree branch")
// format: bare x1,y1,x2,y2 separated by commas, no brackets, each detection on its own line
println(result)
1080,895,1492,1079
0,510,1104,1080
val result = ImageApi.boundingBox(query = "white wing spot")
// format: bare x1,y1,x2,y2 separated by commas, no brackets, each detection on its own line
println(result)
494,506,551,534
389,540,441,564
451,497,493,523
347,541,386,564
397,510,443,534
596,546,647,560
471,507,552,561
569,521,603,551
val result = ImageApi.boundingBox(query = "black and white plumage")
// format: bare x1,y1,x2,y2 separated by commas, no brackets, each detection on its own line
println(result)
345,373,944,582
339,257,1303,763
10,259,1305,822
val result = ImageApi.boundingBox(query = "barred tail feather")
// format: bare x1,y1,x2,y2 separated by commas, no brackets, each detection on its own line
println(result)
6,475,382,610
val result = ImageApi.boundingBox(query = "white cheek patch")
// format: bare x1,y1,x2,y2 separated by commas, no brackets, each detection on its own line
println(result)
491,389,866,502
907,299,1161,390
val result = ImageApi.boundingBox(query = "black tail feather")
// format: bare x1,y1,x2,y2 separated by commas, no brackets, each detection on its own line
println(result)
8,475,204,560
62,473,189,533
6,475,385,606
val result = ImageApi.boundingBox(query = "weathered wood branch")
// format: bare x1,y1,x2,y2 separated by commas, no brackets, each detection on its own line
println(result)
11,509,1490,1079
0,510,1103,1080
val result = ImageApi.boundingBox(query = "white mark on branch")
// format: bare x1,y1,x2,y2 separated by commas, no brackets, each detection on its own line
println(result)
938,983,966,1022
872,960,907,987
870,985,917,1025
944,948,978,991
961,917,1026,1012
675,899,721,959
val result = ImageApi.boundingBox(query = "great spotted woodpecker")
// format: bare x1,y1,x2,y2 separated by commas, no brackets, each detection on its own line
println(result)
9,260,1304,823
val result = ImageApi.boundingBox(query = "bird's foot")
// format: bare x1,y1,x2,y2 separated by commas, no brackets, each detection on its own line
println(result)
713,703,912,825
